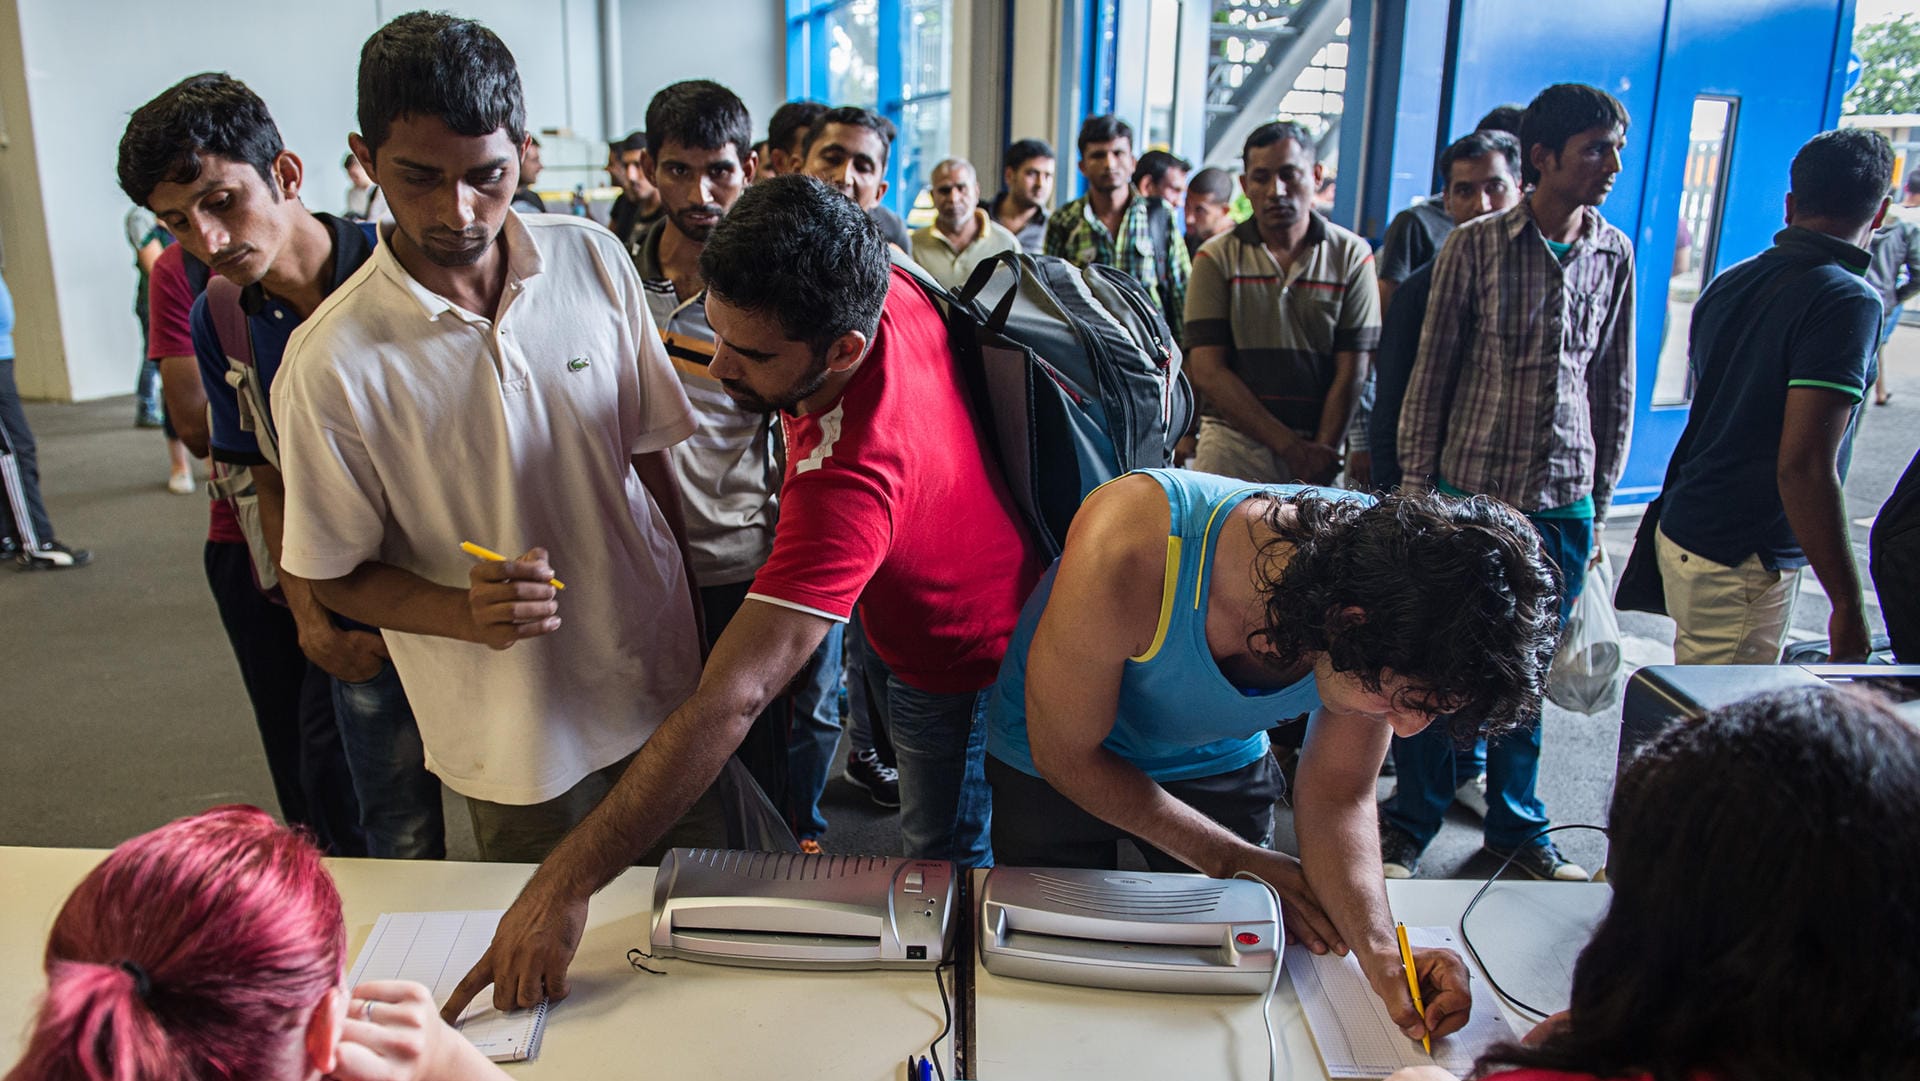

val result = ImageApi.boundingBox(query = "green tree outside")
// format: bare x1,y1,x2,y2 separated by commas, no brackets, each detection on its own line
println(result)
1847,15,1920,116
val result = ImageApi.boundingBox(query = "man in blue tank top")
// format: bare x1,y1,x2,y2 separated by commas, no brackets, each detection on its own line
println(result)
985,469,1559,1047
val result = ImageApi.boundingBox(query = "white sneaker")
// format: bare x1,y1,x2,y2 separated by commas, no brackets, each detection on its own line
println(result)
1453,773,1489,819
168,471,196,495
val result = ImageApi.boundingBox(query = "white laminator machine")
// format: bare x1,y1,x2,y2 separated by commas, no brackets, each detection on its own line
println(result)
977,867,1281,994
649,848,956,970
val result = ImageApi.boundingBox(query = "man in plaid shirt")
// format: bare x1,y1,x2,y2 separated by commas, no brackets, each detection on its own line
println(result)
1386,84,1637,884
1045,114,1190,342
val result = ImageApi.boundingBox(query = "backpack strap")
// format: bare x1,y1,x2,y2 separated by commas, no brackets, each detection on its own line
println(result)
206,277,281,470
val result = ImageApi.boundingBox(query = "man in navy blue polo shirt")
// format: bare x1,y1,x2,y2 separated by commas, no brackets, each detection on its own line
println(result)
1655,128,1890,665
118,73,445,858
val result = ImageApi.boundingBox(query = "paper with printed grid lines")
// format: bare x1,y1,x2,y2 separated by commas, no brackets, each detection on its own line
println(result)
346,910,546,1062
1285,926,1518,1078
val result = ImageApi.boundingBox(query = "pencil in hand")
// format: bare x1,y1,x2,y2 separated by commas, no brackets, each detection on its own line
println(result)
460,541,566,590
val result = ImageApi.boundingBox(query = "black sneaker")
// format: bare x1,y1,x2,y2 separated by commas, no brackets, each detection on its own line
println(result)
1379,821,1426,879
1484,838,1590,882
16,540,92,571
842,747,901,809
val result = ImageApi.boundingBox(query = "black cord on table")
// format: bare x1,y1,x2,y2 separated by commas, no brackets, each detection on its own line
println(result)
928,960,953,1081
1456,823,1607,1019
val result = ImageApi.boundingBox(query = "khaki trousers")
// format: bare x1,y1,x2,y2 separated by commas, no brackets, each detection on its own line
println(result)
1656,527,1802,665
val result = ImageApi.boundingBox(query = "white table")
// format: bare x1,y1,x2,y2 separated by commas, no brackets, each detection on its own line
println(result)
968,878,1609,1081
0,849,954,1080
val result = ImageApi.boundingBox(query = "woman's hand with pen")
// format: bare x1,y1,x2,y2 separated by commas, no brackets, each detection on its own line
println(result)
464,546,564,650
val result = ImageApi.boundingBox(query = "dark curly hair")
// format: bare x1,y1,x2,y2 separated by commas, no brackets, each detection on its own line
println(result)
1251,491,1559,738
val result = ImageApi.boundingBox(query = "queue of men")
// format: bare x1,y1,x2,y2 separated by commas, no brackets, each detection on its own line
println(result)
89,4,1901,1046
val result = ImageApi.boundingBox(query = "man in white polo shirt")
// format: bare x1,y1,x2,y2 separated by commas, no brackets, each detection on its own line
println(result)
272,11,710,862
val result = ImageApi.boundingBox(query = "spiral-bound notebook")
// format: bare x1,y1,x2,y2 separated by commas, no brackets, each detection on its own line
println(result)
346,910,548,1062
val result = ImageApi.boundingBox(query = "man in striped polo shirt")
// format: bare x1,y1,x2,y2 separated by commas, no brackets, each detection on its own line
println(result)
632,80,851,846
1183,120,1380,486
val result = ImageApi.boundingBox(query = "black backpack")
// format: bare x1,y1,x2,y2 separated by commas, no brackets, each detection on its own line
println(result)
899,249,1194,557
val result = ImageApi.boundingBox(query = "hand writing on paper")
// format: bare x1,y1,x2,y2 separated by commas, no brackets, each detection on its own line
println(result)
335,979,511,1081
1371,946,1473,1045
1237,848,1344,956
441,880,588,1024
466,547,562,651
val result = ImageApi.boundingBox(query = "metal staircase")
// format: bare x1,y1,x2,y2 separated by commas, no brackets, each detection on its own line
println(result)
1202,0,1352,167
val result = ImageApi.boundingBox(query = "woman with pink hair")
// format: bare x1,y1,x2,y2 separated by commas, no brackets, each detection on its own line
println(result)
5,806,508,1081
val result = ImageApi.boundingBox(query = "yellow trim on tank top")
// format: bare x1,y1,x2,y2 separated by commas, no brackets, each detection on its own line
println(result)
1129,536,1184,663
1195,487,1264,610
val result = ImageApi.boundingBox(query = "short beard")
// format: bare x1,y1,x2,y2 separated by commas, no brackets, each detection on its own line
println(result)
720,349,832,414
668,204,723,243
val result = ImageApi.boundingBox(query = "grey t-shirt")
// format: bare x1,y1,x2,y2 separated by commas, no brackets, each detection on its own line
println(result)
1376,197,1454,284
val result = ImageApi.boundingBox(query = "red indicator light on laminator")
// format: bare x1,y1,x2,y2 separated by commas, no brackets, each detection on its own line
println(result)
1235,932,1261,946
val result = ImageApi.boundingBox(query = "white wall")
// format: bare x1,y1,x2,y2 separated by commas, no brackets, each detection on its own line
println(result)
0,0,604,401
615,0,785,146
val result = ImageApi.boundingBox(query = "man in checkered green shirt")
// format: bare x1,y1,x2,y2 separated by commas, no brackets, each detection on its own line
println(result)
1044,114,1190,343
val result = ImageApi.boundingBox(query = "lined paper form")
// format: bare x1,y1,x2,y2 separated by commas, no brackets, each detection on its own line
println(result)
346,910,548,1062
1286,926,1518,1078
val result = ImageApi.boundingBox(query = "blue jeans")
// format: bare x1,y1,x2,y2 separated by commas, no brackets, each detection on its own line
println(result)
1383,513,1591,851
332,660,446,859
787,623,844,839
864,648,994,867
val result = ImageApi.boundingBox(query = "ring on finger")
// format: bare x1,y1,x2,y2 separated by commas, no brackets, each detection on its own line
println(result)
361,999,377,1023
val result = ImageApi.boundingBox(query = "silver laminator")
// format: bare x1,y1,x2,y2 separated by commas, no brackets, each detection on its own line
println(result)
978,867,1281,994
649,848,955,970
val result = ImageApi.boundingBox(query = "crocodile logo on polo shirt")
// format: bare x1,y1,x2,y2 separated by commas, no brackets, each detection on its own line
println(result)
567,356,590,372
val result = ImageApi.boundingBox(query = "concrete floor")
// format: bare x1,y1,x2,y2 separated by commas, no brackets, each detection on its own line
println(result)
5,328,1917,881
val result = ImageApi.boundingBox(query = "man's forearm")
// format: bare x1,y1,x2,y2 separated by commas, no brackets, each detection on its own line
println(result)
1186,348,1302,453
532,689,761,901
1315,351,1368,448
311,563,476,641
1294,763,1398,977
1035,744,1260,880
1780,466,1864,615
527,600,830,899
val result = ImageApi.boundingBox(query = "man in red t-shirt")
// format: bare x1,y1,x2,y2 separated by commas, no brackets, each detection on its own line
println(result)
445,174,1043,1020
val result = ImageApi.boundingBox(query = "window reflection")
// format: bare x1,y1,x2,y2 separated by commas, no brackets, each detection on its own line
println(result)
1653,97,1736,407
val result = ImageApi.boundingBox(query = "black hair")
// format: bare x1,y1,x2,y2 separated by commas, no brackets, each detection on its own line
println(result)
1242,120,1316,167
1189,166,1235,205
356,10,525,155
1477,687,1920,1081
117,73,284,208
1005,138,1055,172
1474,104,1526,137
610,130,647,156
1790,128,1894,229
1253,492,1559,737
802,106,895,170
768,100,829,158
1519,83,1629,186
1133,149,1193,187
1076,115,1135,158
700,175,890,355
645,80,752,160
342,153,359,169
1437,130,1521,187
1906,168,1920,196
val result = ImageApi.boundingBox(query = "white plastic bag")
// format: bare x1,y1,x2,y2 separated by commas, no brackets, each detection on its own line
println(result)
1547,549,1624,715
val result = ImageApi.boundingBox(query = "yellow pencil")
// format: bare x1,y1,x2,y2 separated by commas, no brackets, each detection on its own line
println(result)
1396,922,1431,1054
459,541,566,590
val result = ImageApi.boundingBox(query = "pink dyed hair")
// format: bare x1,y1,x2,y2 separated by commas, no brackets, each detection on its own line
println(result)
4,806,345,1081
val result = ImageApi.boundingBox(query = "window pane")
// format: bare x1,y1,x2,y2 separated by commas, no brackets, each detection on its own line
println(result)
900,95,952,226
1652,97,1736,407
904,0,951,99
828,0,880,109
